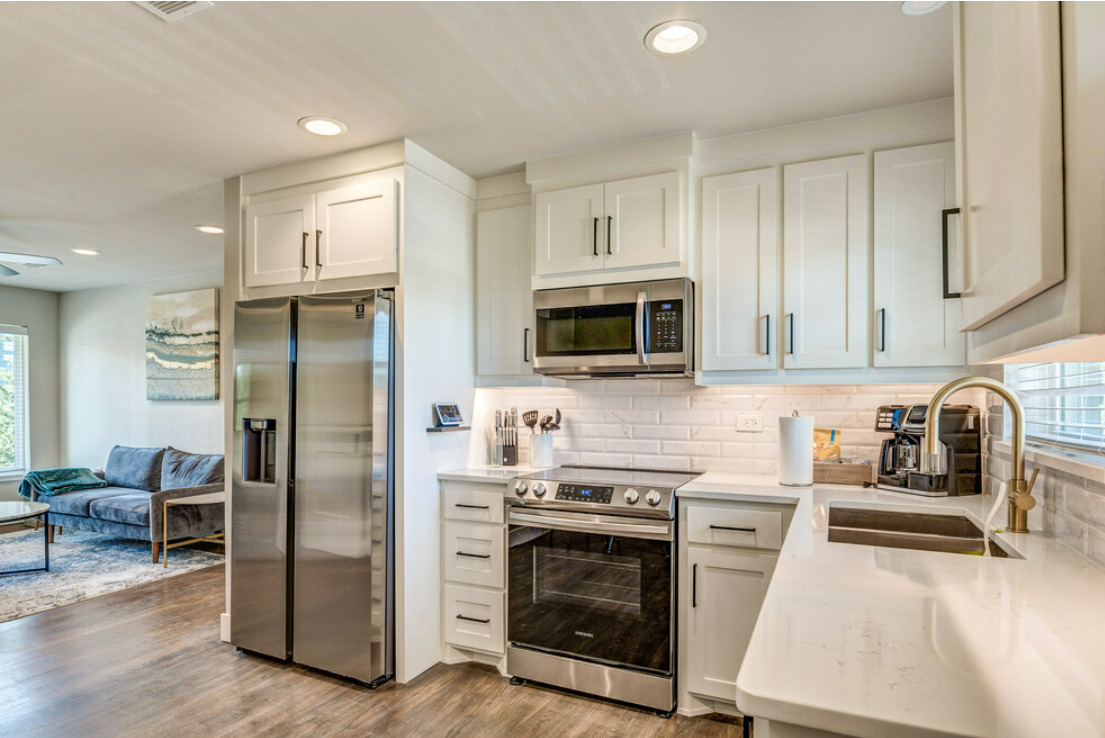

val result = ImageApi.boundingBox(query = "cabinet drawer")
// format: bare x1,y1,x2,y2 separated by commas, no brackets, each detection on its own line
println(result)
685,505,784,550
444,584,504,654
443,483,506,524
443,520,504,588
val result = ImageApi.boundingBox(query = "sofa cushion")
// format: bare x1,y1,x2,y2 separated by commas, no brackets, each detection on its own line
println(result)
104,446,166,492
88,493,152,527
47,487,141,517
161,447,224,490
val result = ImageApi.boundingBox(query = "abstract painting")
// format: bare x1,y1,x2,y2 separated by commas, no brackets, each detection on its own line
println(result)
145,288,219,401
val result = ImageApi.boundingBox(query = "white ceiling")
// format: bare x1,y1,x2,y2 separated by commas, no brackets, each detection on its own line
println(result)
0,1,952,293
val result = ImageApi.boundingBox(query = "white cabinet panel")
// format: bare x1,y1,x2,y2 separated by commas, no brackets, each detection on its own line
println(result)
535,184,604,276
477,205,533,376
958,1,1064,330
685,546,775,703
685,504,784,550
701,168,778,371
874,143,965,368
783,155,869,369
605,171,682,270
244,194,315,287
443,584,505,654
443,482,506,524
443,520,504,589
315,178,398,282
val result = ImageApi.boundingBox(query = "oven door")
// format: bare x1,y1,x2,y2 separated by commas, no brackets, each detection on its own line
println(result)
507,508,674,675
532,283,647,375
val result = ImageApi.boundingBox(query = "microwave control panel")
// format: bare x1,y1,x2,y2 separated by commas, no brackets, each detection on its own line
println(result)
648,300,683,353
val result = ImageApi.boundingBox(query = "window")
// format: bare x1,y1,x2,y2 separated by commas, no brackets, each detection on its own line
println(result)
1004,362,1105,455
0,326,29,474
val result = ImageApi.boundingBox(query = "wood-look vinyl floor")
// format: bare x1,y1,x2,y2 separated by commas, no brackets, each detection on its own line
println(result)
0,565,745,738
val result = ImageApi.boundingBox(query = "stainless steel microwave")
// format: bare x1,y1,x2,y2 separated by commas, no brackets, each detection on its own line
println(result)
532,278,693,378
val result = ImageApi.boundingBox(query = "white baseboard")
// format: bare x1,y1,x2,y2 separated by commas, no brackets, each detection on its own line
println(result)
220,612,231,642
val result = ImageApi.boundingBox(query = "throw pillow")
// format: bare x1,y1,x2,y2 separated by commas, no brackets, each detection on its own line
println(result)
104,445,167,491
161,447,225,490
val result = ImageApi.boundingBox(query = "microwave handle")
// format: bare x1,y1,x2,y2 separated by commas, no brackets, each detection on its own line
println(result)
636,290,647,366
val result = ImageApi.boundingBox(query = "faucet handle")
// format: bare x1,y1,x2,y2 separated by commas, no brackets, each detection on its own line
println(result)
1010,491,1037,512
1024,467,1040,496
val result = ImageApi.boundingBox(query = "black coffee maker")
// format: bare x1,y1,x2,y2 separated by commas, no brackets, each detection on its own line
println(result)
874,404,981,497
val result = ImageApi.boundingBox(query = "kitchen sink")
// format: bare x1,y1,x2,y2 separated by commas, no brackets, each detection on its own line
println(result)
827,507,1017,558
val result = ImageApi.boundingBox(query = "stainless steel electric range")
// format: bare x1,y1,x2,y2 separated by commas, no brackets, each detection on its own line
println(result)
506,466,700,716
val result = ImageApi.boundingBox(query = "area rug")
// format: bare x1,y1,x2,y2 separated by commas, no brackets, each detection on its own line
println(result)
0,528,223,623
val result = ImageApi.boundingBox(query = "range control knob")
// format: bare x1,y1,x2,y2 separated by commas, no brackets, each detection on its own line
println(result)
624,488,640,505
532,482,547,498
645,489,663,507
513,480,528,497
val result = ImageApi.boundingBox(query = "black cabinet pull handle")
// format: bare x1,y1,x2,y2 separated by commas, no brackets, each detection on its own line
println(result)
523,327,530,363
787,313,795,355
456,614,491,624
455,504,490,510
456,551,491,559
942,207,962,299
761,314,771,356
315,229,323,268
301,232,309,270
692,563,697,608
877,308,887,352
606,215,613,255
593,217,599,257
710,524,757,533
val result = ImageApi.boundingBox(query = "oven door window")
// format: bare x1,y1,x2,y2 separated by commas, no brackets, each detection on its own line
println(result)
534,304,637,357
508,525,672,674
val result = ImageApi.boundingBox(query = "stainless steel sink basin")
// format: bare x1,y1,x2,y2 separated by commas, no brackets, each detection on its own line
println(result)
828,507,1016,558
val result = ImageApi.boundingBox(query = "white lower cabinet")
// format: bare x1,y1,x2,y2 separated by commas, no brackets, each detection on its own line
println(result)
443,584,505,653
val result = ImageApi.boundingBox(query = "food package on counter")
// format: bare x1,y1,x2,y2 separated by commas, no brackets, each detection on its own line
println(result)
813,427,841,461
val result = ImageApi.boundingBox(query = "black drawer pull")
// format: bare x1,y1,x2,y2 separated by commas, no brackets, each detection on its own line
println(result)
710,524,756,533
456,551,491,559
692,563,697,608
456,614,490,624
455,503,490,510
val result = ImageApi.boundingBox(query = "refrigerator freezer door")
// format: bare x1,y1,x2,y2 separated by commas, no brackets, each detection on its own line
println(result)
293,292,392,683
230,297,293,660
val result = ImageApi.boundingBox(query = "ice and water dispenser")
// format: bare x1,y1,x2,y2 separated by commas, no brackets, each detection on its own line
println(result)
242,417,277,483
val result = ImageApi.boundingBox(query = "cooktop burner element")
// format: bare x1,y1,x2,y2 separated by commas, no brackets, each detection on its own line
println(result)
510,466,700,519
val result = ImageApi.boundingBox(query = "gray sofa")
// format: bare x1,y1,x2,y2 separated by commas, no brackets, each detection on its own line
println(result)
31,445,225,563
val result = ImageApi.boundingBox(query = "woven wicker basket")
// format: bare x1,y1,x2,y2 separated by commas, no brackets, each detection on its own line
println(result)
813,460,874,486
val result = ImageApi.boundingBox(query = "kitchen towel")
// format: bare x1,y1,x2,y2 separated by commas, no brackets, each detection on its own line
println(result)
778,414,814,487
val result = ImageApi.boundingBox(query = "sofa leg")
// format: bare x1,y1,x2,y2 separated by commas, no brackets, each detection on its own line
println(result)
47,525,54,544
152,542,161,564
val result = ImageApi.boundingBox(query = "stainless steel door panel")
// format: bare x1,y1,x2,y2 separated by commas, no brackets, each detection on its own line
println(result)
230,298,292,659
293,292,391,683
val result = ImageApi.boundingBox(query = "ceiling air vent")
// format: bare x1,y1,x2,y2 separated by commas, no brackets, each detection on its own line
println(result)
135,1,213,23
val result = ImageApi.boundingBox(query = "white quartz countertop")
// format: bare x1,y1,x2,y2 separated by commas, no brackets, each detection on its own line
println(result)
678,473,1105,738
436,465,546,483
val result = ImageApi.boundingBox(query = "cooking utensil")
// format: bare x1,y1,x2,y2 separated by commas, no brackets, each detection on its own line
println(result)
554,408,561,426
539,415,552,433
522,410,539,434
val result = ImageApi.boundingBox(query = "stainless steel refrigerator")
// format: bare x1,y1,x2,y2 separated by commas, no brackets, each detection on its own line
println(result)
230,290,394,686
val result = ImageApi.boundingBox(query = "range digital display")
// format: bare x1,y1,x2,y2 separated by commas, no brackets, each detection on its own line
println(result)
555,483,614,504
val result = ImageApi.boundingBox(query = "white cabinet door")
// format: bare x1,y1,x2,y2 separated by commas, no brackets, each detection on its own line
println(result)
782,155,869,369
535,184,604,276
605,171,682,271
874,143,965,368
315,178,399,282
701,168,778,371
477,205,533,376
244,194,315,287
957,2,1064,330
685,546,776,703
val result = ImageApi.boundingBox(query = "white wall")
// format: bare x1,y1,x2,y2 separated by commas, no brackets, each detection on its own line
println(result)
59,270,224,467
0,285,60,502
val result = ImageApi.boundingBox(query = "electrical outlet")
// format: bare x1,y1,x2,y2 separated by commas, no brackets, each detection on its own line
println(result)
736,414,764,432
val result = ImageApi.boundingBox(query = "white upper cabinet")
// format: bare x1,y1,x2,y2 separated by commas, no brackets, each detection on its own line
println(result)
315,178,398,282
245,193,316,288
782,155,869,369
477,205,534,377
873,143,965,368
244,171,400,290
535,172,682,278
956,1,1064,331
701,168,779,371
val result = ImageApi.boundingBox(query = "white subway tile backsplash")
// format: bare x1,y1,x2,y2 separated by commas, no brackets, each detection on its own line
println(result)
578,452,633,467
634,424,691,440
660,409,721,425
632,395,692,410
579,394,632,409
606,409,661,425
605,438,662,455
662,440,722,457
635,454,692,471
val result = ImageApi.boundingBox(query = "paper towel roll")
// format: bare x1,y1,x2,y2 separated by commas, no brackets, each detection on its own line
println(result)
778,415,814,487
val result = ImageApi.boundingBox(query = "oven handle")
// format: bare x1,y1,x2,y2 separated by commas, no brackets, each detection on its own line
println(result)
508,509,673,542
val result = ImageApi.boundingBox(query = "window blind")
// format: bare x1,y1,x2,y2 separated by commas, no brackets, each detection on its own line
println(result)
1004,361,1105,456
0,325,29,473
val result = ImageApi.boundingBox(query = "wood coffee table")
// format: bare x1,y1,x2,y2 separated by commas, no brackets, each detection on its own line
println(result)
0,501,50,575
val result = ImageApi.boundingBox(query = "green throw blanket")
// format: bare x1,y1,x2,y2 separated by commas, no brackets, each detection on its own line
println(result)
18,468,108,499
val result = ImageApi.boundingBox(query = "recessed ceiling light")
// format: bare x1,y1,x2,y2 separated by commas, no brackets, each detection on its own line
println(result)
297,116,348,136
194,225,224,235
645,20,707,56
71,248,100,256
901,1,948,16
